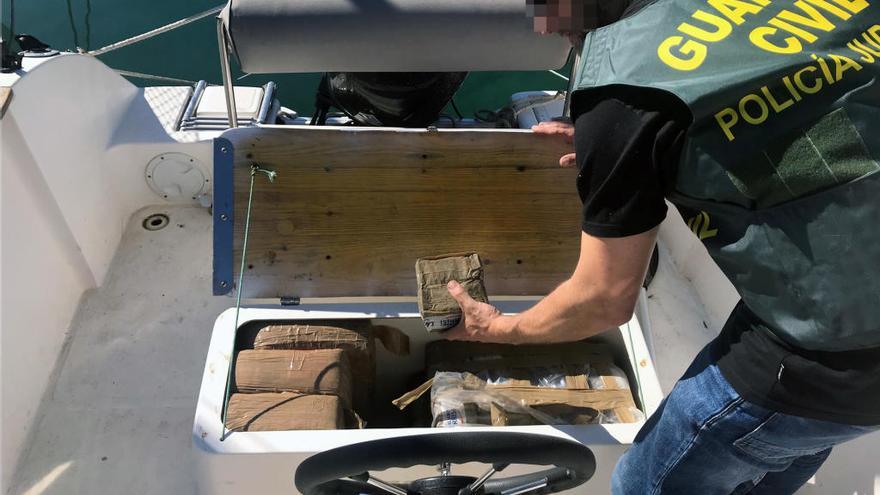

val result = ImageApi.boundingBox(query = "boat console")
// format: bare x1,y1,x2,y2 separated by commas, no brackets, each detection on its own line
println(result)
191,2,665,494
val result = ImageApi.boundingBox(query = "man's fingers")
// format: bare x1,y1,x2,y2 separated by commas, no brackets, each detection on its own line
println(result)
532,122,571,135
532,122,575,148
447,280,476,311
531,121,562,131
559,153,577,168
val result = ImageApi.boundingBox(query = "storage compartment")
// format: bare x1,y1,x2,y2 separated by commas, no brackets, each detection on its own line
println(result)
193,303,663,495
226,315,646,431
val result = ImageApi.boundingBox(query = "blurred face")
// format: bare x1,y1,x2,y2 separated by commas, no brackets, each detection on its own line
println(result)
526,0,591,35
527,0,629,40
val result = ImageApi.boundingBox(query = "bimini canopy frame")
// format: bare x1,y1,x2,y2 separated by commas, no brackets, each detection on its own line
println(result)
215,0,574,127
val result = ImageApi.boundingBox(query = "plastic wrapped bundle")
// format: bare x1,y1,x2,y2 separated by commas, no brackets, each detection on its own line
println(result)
397,340,645,425
428,370,640,427
394,365,643,427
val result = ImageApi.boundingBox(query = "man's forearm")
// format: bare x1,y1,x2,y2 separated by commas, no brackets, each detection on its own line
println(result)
490,278,633,344
444,230,656,344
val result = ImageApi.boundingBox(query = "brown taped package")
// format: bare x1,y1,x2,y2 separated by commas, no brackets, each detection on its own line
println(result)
234,349,352,408
252,323,409,382
225,393,346,431
589,363,640,423
251,324,409,415
416,253,489,332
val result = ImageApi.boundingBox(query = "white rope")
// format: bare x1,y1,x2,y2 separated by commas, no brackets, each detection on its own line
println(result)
88,5,223,56
548,69,569,82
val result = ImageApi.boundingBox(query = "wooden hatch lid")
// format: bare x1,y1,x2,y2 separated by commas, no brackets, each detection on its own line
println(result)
213,126,581,299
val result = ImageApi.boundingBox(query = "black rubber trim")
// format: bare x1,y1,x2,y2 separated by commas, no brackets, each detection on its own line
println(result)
294,432,596,495
301,479,392,495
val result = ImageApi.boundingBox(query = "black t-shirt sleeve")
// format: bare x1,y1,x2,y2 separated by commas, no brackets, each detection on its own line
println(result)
574,90,689,238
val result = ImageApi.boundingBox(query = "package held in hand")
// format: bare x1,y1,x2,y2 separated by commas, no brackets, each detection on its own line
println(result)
416,253,489,332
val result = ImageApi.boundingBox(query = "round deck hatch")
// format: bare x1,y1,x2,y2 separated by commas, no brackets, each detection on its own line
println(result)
145,152,210,201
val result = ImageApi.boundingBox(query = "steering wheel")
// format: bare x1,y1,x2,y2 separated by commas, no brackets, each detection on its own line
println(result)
294,431,596,495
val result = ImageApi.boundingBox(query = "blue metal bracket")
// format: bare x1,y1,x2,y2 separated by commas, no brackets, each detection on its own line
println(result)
213,137,234,295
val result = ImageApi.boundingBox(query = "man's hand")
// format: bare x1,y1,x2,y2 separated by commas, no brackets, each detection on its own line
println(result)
532,121,577,168
442,280,513,343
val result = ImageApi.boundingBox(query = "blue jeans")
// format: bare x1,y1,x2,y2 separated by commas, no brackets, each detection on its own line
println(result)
612,346,877,495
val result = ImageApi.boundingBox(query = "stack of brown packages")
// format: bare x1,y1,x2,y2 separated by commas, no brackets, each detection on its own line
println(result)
225,323,409,432
394,340,641,426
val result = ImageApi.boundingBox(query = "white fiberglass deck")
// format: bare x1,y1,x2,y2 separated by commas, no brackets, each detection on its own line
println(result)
8,205,880,495
8,206,229,495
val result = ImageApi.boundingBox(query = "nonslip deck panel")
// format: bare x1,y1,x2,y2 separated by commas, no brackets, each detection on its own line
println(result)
218,126,580,298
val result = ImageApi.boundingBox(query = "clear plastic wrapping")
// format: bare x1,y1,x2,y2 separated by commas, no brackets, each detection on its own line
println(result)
430,372,568,427
586,364,645,424
476,365,585,389
588,363,629,390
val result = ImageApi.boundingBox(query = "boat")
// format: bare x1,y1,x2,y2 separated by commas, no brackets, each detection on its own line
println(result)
1,1,878,494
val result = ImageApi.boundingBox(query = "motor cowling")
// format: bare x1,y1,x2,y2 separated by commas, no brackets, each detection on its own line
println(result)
322,72,467,127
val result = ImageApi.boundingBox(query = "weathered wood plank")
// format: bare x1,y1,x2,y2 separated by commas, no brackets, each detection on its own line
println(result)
241,192,580,236
230,126,573,169
234,167,576,193
226,126,580,298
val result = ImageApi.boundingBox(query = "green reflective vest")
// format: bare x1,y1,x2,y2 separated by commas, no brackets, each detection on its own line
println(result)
572,0,880,351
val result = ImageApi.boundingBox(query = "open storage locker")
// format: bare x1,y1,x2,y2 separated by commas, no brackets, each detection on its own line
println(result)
194,125,664,494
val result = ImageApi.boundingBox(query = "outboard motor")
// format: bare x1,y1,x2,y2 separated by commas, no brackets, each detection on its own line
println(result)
312,72,467,127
